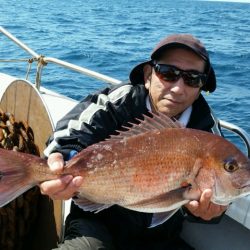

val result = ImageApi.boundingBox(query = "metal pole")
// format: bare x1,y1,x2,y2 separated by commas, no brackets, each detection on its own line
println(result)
0,26,40,59
44,57,122,85
220,120,250,157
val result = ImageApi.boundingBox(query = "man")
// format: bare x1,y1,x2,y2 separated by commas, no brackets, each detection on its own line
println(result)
41,34,227,249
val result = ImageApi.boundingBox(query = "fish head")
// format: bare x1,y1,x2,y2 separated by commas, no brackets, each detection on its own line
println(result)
202,136,250,205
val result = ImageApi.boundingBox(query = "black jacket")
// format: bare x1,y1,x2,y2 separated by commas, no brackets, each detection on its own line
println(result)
45,82,221,249
45,83,216,157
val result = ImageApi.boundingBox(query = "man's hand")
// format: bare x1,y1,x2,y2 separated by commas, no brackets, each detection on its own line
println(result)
39,152,83,200
184,189,228,220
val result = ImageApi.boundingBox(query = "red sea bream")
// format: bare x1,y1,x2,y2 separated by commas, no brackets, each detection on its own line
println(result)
0,114,250,226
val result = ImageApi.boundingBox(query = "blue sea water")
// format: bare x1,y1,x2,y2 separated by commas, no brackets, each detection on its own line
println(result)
0,0,249,145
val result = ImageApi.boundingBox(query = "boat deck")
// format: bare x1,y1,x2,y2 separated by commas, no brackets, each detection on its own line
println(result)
182,215,250,250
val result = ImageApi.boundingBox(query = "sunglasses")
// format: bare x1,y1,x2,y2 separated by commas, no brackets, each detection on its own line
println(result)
153,63,207,88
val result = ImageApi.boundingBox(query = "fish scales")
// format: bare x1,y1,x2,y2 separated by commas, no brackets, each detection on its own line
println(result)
0,113,250,218
66,128,208,208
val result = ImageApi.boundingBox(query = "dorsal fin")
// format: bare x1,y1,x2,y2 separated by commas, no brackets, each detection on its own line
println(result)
110,112,182,140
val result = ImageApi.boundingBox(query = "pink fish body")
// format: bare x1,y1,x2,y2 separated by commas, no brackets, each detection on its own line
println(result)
0,114,250,218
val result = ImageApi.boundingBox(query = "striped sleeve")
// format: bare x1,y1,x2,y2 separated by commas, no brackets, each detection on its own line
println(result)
44,84,133,157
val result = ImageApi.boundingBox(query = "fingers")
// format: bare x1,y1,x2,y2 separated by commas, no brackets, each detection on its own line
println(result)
199,189,212,211
207,201,228,218
39,152,84,200
49,176,84,200
185,189,228,220
185,200,199,211
47,152,64,172
40,175,73,196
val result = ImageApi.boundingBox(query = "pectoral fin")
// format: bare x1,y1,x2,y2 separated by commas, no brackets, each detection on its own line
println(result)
149,209,179,228
126,186,190,213
73,196,113,213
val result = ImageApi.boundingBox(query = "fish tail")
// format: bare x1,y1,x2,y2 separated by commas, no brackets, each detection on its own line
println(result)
0,149,37,207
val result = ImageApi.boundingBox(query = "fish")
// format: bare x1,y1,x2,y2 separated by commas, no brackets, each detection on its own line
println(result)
0,113,250,227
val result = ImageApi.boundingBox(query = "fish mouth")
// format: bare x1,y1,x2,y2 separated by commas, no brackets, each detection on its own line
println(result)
213,181,250,206
241,184,250,189
231,165,250,189
233,176,250,189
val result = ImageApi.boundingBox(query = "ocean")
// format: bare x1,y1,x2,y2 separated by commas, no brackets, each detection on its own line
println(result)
0,0,249,150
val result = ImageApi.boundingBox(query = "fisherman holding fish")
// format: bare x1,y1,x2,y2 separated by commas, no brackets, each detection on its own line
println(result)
40,34,229,249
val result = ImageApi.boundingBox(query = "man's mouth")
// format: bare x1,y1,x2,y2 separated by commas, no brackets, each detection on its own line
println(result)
164,98,181,104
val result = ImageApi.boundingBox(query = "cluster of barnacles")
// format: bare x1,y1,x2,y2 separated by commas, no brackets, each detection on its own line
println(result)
0,109,39,156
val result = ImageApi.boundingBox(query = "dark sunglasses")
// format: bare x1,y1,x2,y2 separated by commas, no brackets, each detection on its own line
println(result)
153,63,207,88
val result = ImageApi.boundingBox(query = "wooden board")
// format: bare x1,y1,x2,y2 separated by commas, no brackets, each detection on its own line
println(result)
0,79,64,245
0,80,53,153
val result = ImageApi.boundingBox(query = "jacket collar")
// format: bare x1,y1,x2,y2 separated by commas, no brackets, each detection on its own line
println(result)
187,94,214,131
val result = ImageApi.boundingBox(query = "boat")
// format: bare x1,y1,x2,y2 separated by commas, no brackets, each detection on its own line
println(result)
1,26,250,249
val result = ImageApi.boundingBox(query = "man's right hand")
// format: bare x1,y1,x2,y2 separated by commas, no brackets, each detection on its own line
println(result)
39,152,83,200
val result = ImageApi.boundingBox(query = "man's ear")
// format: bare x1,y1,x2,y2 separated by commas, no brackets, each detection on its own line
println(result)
143,64,152,90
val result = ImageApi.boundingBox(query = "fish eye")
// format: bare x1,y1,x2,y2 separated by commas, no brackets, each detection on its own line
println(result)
224,158,239,172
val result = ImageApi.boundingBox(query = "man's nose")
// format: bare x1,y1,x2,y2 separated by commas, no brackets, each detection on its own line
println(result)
169,77,185,94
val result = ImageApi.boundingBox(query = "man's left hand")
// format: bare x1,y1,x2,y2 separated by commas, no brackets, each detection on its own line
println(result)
184,189,228,220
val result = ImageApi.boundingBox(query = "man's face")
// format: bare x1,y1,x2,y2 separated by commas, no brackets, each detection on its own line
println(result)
144,48,205,117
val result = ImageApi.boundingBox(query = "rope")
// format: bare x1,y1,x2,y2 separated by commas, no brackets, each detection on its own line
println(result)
35,56,47,89
0,109,41,250
25,58,35,81
0,58,33,63
0,56,48,89
0,57,38,83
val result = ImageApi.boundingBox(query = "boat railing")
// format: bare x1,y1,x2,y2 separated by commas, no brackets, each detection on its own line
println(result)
219,120,250,157
211,110,250,157
0,26,123,89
